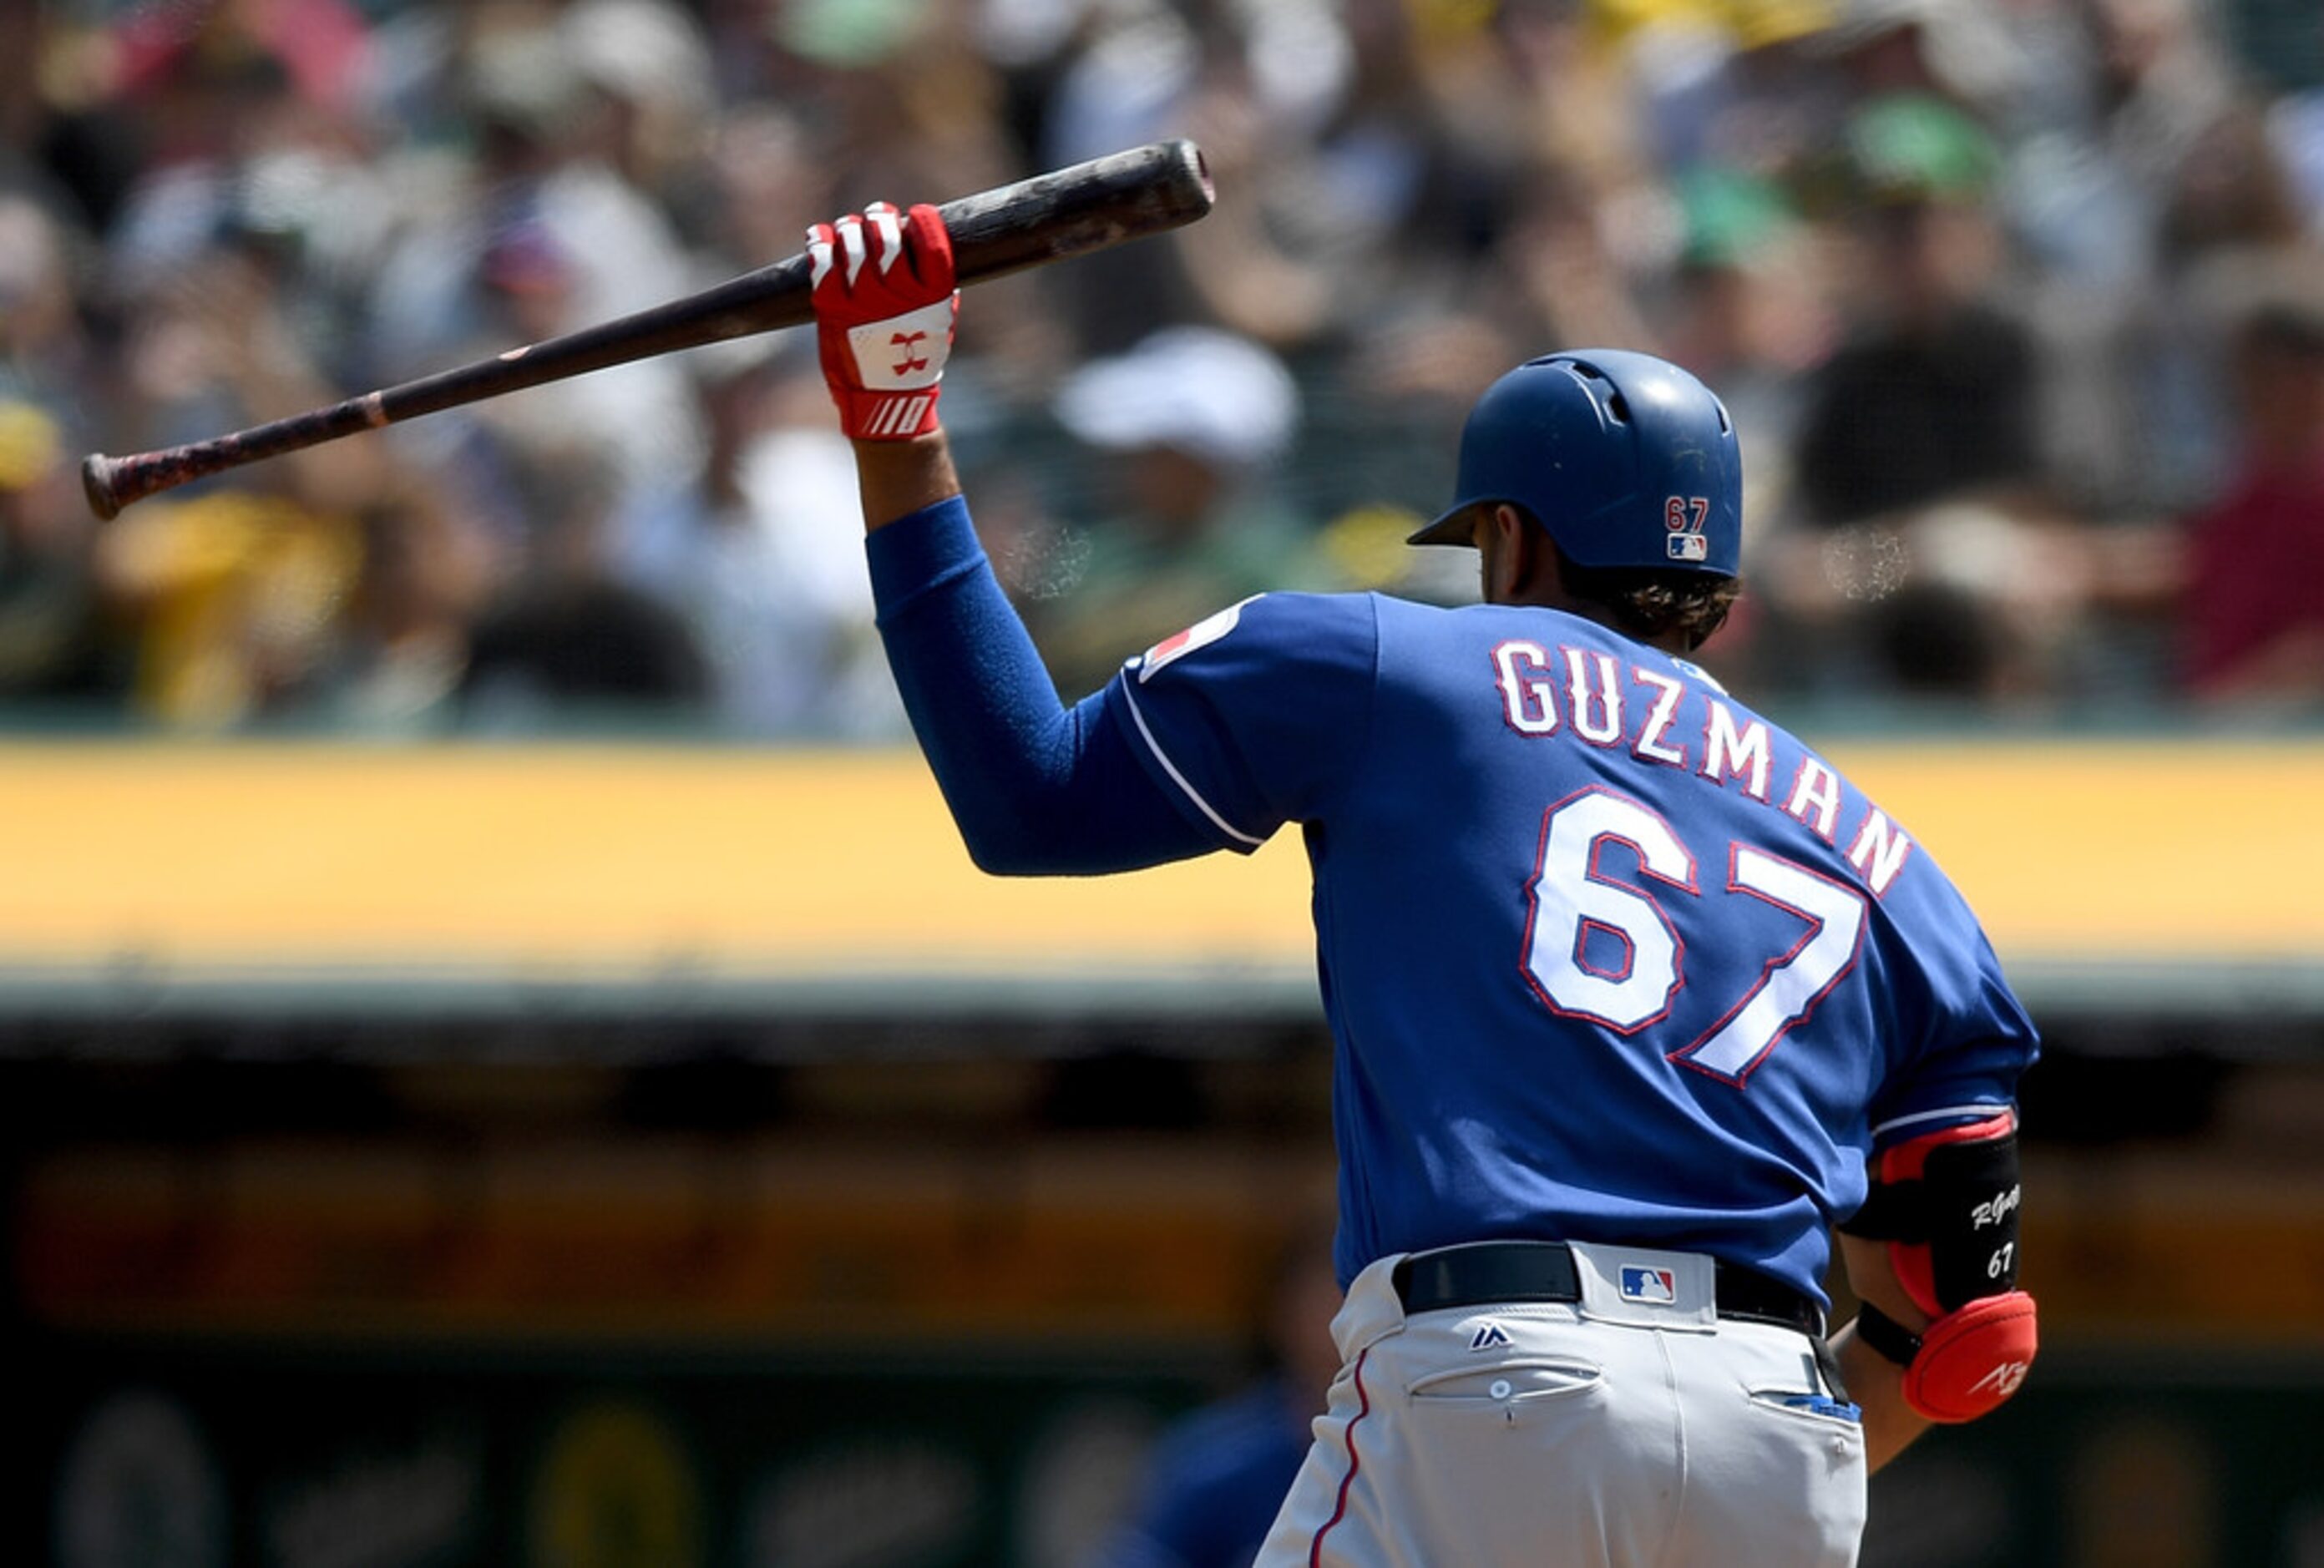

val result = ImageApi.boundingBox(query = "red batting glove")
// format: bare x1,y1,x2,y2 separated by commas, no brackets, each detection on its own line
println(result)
807,201,959,441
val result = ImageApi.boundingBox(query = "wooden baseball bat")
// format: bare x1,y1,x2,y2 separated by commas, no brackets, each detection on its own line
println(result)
81,139,1213,518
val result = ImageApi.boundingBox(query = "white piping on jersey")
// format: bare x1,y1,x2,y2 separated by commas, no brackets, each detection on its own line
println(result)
1119,681,1266,847
1871,1103,2011,1140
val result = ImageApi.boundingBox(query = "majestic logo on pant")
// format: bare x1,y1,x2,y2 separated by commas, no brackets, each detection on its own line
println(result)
1618,1266,1678,1304
1469,1323,1511,1351
890,331,930,375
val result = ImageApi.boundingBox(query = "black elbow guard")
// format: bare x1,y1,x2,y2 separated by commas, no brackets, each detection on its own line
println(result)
1840,1109,2023,1316
1841,1109,2036,1421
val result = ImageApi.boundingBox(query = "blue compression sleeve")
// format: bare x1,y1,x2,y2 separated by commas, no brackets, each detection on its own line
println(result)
866,496,1223,875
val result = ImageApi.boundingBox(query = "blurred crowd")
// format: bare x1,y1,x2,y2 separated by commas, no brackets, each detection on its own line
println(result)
2,0,2321,736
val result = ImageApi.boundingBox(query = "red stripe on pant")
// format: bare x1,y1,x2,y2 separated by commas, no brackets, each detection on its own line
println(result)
1309,1347,1373,1567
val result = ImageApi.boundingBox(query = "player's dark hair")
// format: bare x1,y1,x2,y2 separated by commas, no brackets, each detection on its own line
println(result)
1546,536,1742,650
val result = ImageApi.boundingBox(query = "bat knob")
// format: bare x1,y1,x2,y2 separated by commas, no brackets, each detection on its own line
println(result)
81,454,124,520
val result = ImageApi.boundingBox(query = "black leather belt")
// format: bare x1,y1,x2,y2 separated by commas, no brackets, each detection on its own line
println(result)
1392,1240,1824,1336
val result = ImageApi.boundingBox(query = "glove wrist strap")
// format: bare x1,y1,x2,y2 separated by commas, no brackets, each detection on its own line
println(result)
833,387,944,442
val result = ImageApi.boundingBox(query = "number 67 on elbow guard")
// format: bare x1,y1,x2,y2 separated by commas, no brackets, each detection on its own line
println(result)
1840,1110,2038,1423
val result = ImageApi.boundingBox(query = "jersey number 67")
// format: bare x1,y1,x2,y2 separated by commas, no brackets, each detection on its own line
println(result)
1522,787,1868,1086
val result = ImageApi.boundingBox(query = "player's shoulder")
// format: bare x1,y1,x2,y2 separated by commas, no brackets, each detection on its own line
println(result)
1127,589,1380,685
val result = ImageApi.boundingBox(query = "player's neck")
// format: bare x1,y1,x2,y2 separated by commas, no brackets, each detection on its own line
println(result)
1534,589,1694,657
1482,513,1695,657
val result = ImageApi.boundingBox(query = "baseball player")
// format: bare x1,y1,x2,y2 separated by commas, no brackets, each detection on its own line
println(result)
808,201,2040,1566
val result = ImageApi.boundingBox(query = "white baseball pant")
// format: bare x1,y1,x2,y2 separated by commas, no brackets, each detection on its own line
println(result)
1254,1242,1867,1568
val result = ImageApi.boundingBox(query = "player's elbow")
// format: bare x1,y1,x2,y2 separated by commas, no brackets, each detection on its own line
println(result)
963,832,1116,877
961,834,1039,877
954,807,1188,877
954,813,1058,877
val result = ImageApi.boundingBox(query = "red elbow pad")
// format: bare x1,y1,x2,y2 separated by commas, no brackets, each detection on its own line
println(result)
1900,1290,2038,1422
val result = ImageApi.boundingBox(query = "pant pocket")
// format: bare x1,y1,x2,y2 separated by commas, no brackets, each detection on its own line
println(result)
1407,1358,1603,1406
1745,1386,1866,1435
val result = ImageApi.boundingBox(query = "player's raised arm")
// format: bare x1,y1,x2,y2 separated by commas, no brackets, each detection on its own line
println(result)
803,201,1213,875
803,203,969,530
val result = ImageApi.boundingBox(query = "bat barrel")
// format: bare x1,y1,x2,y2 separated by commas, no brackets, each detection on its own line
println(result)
944,138,1213,285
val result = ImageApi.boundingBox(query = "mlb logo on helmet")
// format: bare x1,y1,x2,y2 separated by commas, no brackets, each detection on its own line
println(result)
1618,1266,1678,1304
1664,493,1711,562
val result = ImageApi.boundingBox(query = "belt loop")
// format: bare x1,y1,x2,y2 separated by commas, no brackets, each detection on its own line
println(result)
1332,1254,1410,1362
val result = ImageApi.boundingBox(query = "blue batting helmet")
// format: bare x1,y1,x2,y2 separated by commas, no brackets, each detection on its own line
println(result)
1408,350,1742,576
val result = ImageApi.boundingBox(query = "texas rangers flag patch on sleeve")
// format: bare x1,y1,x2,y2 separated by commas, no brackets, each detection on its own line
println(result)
1137,595,1258,682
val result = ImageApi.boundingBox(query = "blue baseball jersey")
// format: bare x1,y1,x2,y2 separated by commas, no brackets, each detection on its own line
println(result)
1101,591,2038,1299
